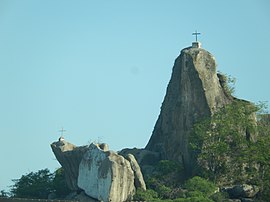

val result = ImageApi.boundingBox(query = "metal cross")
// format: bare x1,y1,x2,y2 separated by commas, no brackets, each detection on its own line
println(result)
192,30,201,42
59,127,66,136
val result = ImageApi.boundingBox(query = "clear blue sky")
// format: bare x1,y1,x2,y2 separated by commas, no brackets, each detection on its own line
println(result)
0,0,269,191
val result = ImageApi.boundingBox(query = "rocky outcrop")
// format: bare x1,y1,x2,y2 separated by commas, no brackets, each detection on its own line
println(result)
51,140,146,202
51,140,88,190
145,46,232,176
222,184,259,199
78,143,136,202
119,148,160,177
125,154,146,191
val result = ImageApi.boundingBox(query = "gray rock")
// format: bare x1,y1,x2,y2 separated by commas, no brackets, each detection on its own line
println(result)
241,184,259,198
241,198,255,202
47,192,57,199
78,143,136,202
74,191,99,202
51,140,88,191
119,148,160,177
119,148,160,166
145,46,232,176
223,184,259,199
125,154,146,191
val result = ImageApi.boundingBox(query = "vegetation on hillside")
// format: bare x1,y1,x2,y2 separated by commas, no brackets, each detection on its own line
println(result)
135,99,270,201
189,100,270,200
133,159,227,201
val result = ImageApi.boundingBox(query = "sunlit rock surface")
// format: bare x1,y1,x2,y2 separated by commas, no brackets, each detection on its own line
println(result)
145,46,232,176
51,139,88,191
51,140,146,202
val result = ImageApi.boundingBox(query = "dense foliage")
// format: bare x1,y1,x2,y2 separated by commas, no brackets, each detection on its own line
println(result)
0,190,9,197
134,174,222,202
190,100,270,200
135,100,270,201
190,101,258,183
133,160,225,201
248,113,270,199
9,168,70,199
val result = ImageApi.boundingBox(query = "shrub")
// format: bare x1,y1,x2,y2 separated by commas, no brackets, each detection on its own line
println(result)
184,176,217,197
133,188,159,201
157,160,183,175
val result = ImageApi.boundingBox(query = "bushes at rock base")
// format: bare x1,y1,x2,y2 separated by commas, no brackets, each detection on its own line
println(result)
133,188,213,202
184,176,217,198
133,188,159,201
134,176,224,201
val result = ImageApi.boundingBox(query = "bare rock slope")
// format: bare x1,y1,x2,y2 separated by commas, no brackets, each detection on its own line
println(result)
145,46,232,175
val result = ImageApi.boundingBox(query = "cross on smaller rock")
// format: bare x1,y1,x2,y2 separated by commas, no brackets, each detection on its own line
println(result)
192,30,201,42
59,127,66,136
58,127,66,141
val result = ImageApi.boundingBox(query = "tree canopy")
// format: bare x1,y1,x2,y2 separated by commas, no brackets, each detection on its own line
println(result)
190,100,270,200
9,168,70,199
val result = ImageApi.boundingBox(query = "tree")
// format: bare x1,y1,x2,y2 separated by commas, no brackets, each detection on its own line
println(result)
133,188,159,201
10,168,53,199
52,167,70,197
0,190,9,197
184,176,217,198
10,167,70,199
246,113,270,200
189,100,258,184
189,99,270,200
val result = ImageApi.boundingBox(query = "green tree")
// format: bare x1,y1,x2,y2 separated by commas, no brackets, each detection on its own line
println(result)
52,167,70,197
190,101,258,184
246,113,270,200
133,188,159,201
10,167,70,199
144,160,184,199
10,168,53,199
184,176,217,198
189,99,270,200
0,190,9,197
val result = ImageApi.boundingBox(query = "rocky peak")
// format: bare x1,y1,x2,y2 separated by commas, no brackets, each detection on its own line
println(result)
145,46,232,176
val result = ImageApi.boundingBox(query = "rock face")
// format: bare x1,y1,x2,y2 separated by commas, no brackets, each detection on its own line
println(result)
51,140,146,202
119,148,160,177
145,46,232,175
78,143,136,202
51,140,88,190
125,154,146,191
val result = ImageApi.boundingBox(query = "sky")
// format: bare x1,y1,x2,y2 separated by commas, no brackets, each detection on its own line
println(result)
0,0,269,191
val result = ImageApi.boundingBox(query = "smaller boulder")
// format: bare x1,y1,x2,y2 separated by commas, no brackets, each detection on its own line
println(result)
222,184,259,199
241,198,255,202
125,154,146,191
119,148,160,177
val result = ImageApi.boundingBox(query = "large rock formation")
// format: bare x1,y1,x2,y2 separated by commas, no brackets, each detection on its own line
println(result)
51,140,146,202
51,139,88,190
145,45,232,175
